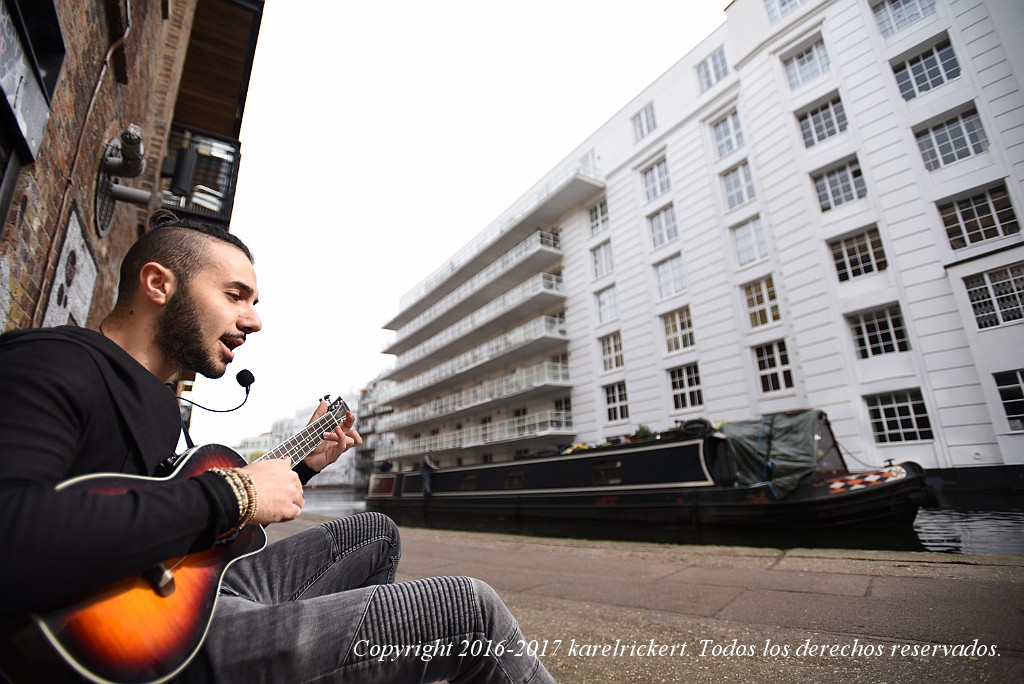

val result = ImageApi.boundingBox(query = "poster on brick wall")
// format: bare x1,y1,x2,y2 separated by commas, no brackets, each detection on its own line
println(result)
42,209,97,328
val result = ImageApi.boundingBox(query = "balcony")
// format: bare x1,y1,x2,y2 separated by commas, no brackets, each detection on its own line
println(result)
380,361,571,431
376,410,575,460
387,315,569,400
386,157,604,329
384,231,562,352
160,124,240,224
391,273,566,375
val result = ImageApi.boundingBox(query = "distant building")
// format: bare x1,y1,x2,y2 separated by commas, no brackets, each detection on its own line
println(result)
236,432,275,462
354,375,394,481
377,0,1023,493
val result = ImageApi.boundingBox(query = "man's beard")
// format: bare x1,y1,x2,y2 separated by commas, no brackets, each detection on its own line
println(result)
155,284,226,379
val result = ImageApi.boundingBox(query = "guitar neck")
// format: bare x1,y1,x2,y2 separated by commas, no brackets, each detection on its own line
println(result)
253,399,348,469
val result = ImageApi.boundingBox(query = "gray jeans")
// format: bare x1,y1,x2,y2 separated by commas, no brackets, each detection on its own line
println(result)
183,512,554,683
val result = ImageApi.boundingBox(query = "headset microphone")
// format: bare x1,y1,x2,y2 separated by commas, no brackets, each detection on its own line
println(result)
236,369,255,392
178,370,255,413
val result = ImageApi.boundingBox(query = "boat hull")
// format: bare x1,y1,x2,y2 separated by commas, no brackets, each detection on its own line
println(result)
366,437,929,531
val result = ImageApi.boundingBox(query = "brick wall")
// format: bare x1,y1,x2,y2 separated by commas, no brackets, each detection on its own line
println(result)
0,0,199,332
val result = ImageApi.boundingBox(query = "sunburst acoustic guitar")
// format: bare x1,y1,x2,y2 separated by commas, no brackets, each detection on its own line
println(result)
0,397,349,684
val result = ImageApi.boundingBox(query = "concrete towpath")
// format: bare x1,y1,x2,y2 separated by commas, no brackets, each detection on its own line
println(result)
267,517,1024,683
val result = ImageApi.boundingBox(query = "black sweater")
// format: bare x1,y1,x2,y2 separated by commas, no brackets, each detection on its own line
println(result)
0,327,239,620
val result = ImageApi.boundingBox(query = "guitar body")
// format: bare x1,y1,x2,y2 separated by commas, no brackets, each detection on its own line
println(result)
32,445,267,684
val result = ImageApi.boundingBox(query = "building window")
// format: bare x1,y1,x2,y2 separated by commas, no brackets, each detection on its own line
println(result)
655,254,686,299
939,184,1019,249
814,160,867,211
592,241,614,278
894,39,960,100
916,109,988,171
873,0,937,38
755,340,794,393
734,217,769,266
994,369,1024,431
785,39,830,90
0,1,65,161
600,332,624,371
697,46,729,92
744,275,780,328
604,382,629,422
663,306,695,353
633,103,656,141
589,199,609,236
964,263,1024,329
596,286,619,324
669,364,704,409
849,304,911,359
765,0,808,23
642,158,671,201
649,204,679,248
830,227,888,281
713,110,744,158
865,389,933,442
723,161,756,209
798,97,848,147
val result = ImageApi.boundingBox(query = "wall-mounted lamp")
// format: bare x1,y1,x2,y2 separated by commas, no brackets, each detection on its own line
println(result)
95,123,152,237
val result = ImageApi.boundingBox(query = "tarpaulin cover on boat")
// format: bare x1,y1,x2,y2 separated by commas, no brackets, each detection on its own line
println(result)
718,410,830,498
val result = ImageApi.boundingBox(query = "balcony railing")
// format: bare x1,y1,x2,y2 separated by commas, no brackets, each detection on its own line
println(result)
388,315,568,399
399,156,600,311
160,123,240,224
393,273,565,371
376,410,574,459
380,361,570,431
388,231,561,345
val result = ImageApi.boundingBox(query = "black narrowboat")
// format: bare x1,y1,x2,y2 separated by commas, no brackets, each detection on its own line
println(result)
365,410,932,529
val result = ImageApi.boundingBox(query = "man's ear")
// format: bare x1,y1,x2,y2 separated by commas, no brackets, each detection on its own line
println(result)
138,262,177,306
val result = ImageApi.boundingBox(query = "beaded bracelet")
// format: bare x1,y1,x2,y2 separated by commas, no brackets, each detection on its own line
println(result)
235,468,259,527
212,467,254,531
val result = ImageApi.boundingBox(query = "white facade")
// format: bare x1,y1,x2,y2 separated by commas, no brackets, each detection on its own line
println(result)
377,0,1024,481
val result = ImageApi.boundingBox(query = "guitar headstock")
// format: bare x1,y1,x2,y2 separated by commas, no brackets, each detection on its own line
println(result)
325,396,350,425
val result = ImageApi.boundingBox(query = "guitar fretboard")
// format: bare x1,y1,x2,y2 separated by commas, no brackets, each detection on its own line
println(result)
253,398,348,468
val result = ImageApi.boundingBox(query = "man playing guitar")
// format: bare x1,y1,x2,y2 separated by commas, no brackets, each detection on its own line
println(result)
0,211,554,684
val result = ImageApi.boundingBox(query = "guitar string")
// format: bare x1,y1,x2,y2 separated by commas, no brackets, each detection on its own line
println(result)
270,413,344,464
256,401,348,467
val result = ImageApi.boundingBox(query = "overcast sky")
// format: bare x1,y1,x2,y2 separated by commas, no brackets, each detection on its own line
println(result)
185,0,727,447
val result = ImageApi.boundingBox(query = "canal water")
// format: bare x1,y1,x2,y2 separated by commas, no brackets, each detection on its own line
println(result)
302,488,1024,557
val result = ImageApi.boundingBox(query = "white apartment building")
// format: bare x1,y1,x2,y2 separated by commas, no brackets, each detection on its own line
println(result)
374,0,1024,492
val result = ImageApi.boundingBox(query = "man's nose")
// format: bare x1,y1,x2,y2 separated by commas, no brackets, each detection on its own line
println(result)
240,308,262,334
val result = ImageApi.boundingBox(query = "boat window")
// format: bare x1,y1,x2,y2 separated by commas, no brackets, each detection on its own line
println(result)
504,469,525,489
593,459,623,485
459,474,477,491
